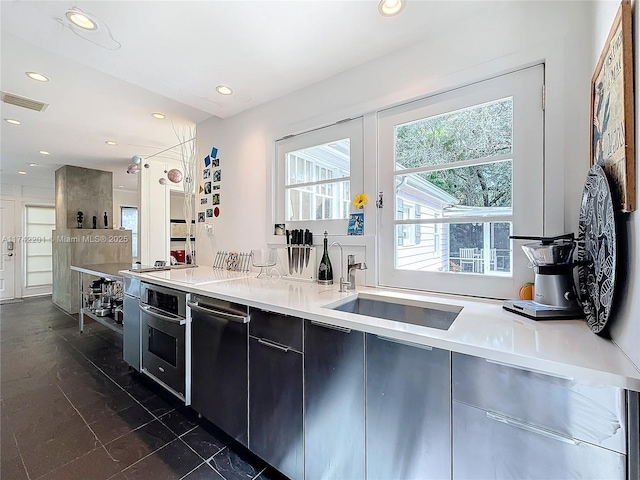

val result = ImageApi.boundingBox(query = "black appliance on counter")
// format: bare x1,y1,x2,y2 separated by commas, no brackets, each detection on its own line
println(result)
139,282,187,401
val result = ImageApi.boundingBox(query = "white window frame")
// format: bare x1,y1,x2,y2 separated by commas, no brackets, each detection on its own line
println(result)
378,65,544,299
274,118,364,234
120,206,138,259
23,204,55,295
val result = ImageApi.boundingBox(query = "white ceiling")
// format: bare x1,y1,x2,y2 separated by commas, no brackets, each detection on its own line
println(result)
0,1,486,192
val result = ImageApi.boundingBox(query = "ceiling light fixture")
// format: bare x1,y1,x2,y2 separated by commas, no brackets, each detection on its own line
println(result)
118,185,124,188
66,9,98,30
39,150,50,155
5,119,21,125
26,72,50,82
152,113,166,119
216,85,233,95
29,163,38,167
105,140,117,146
378,0,406,16
18,171,27,175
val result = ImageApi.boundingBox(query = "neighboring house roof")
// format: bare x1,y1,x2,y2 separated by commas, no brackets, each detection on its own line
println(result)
396,169,460,206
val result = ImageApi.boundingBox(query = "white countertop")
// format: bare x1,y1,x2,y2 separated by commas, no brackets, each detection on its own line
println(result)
122,266,640,391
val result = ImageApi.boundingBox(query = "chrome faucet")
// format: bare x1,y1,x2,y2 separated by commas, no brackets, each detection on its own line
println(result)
347,254,368,290
330,242,350,292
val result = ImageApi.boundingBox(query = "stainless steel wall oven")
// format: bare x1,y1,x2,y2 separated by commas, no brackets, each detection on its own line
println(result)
140,282,187,400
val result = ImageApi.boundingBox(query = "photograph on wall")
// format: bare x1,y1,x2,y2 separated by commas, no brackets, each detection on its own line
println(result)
212,194,220,205
204,181,212,194
211,146,218,158
347,212,364,235
206,208,213,218
591,0,635,212
201,197,208,205
212,157,220,167
203,155,211,168
274,224,285,235
214,207,220,217
198,212,205,222
212,184,220,191
203,168,211,179
213,169,221,182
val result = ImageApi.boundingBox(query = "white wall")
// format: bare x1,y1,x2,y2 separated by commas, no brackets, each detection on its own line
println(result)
594,0,640,369
196,1,593,274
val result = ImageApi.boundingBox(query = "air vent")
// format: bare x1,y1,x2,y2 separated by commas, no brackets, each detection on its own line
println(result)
1,92,49,112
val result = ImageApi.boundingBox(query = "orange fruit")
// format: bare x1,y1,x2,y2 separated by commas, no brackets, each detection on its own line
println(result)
519,283,534,300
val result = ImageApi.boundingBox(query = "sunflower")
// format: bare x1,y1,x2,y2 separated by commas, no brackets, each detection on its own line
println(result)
353,193,368,209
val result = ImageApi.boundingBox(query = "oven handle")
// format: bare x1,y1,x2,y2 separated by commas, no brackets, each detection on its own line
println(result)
187,301,250,324
139,304,186,325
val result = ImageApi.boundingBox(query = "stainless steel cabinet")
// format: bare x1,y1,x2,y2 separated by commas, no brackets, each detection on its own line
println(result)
304,320,365,480
453,352,627,454
190,295,249,446
366,334,451,480
453,400,625,479
249,312,303,480
123,277,141,371
452,352,627,479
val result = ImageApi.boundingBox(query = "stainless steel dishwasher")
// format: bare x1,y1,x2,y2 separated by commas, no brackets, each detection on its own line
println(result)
189,294,250,446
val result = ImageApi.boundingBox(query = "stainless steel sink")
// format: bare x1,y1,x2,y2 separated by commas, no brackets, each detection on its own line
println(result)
325,294,461,330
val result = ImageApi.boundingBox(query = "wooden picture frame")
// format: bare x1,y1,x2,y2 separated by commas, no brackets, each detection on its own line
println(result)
590,0,635,212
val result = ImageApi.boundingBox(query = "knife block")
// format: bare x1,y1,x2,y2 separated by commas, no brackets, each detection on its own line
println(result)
277,247,316,282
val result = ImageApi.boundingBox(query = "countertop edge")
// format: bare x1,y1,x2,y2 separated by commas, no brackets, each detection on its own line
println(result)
120,269,640,392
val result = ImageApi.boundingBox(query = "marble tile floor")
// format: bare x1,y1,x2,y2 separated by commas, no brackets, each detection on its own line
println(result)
1,296,286,480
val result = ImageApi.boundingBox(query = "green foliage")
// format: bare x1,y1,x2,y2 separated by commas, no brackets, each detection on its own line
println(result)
395,99,513,208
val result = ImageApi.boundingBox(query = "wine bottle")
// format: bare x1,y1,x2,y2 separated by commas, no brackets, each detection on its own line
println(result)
318,231,333,285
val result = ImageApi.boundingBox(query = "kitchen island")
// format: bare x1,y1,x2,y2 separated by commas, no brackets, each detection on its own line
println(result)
119,266,640,480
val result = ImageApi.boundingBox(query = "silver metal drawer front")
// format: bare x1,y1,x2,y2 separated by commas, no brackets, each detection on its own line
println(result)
453,401,625,480
452,352,627,454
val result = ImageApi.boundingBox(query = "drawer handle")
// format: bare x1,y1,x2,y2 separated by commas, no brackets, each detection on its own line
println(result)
485,359,574,381
376,335,432,350
486,411,576,445
311,320,351,333
187,300,250,323
257,338,290,352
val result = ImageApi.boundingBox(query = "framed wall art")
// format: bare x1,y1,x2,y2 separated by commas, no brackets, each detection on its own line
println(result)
590,0,635,212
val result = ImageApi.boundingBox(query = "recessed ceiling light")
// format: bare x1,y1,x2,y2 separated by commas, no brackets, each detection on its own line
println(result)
26,72,49,82
18,171,27,175
29,163,38,167
66,9,98,30
106,141,117,146
5,119,21,125
378,0,406,16
152,113,166,119
216,85,233,95
39,150,50,155
118,185,124,188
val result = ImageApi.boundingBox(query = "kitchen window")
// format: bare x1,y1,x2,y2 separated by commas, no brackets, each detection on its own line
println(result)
275,118,363,232
378,65,544,298
121,206,138,259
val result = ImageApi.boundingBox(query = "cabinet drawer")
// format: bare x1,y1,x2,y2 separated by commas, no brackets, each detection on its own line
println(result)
453,401,625,480
249,309,303,351
453,353,626,454
249,337,303,480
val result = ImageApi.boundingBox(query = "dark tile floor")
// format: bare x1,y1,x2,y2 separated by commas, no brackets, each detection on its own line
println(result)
1,296,283,480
